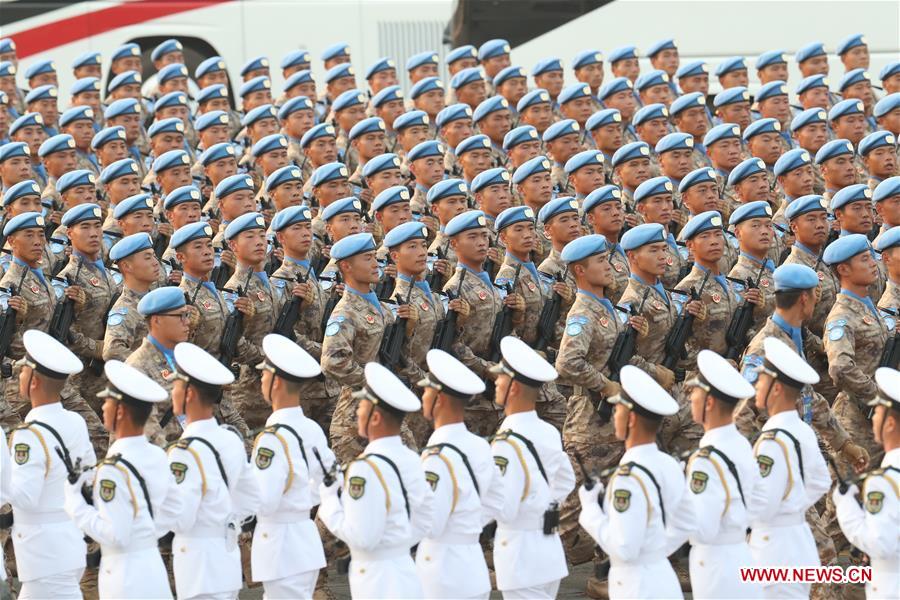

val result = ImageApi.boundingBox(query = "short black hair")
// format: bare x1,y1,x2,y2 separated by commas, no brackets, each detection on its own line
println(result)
123,400,153,427
774,289,805,309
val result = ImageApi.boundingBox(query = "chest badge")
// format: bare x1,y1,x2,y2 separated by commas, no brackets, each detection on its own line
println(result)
365,314,375,324
760,278,770,288
652,301,663,311
613,263,624,272
88,276,100,287
711,292,722,303
863,315,873,325
478,290,487,300
256,290,267,302
29,284,40,294
201,299,213,311
600,317,609,328
527,281,536,291
817,272,824,281
420,301,430,311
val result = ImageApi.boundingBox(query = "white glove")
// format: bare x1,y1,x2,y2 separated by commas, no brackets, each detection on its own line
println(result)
832,483,859,506
63,468,94,516
578,481,604,508
319,477,341,503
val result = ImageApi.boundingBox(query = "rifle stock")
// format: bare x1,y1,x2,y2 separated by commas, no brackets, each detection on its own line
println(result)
431,268,467,352
219,268,253,369
724,266,765,360
532,266,568,354
488,263,522,362
661,270,711,376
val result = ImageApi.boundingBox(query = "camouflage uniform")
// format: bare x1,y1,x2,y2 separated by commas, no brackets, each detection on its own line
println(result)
427,230,458,274
661,237,689,289
101,286,147,362
727,254,775,339
606,244,631,305
124,336,180,445
783,242,839,337
878,278,899,311
677,265,742,363
536,248,577,352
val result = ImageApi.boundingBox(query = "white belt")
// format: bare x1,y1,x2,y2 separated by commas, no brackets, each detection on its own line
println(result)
612,551,667,567
352,545,410,562
103,538,158,557
430,532,480,545
699,530,747,545
757,513,805,529
497,515,543,532
181,523,227,538
257,513,311,525
14,510,70,525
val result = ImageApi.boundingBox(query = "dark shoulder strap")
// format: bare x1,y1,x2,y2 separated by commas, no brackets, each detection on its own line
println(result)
503,430,549,483
181,436,230,488
767,428,805,482
365,452,410,517
106,453,154,518
267,424,309,467
424,442,480,496
25,419,71,465
625,461,666,526
698,445,746,507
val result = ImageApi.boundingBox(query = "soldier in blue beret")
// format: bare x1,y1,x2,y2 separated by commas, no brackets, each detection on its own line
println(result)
392,111,431,170
158,186,203,271
25,85,59,137
370,184,412,253
874,92,900,135
451,67,487,111
503,125,542,171
279,50,310,83
533,197,580,310
858,131,896,189
8,113,50,186
147,118,186,166
320,42,351,70
478,39,511,96
346,118,387,202
670,92,712,170
71,51,101,80
635,69,674,108
611,141,652,212
795,74,831,113
0,142,32,190
647,38,680,83
308,163,350,217
599,78,639,140
90,126,127,169
655,133,696,209
743,118,787,179
676,60,709,96
58,106,101,174
608,45,640,83
815,138,860,204
836,33,869,72
55,169,97,210
725,156,770,214
24,59,57,88
361,153,404,202
333,89,370,172
874,225,900,312
532,58,564,116
405,50,438,85
755,50,789,85
409,78,445,137
830,99,869,150
447,45,478,78
369,86,404,152
406,141,444,214
493,65,527,116
364,57,398,97
874,177,900,234
194,55,228,89
543,119,585,193
262,165,302,215
108,42,141,81
298,124,338,191
572,49,604,110
158,63,190,99
515,88,553,138
473,96,511,168
840,69,876,127
714,86,752,134
238,76,274,115
634,176,687,287
423,179,468,272
37,134,77,209
727,201,778,329
755,81,794,145
772,148,816,221
455,135,494,188
879,61,900,93
585,109,624,178
563,150,604,201
148,149,192,205
240,55,270,82
789,110,829,193
832,187,883,302
558,83,595,133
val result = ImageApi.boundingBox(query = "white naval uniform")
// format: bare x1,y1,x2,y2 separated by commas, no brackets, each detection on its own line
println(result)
491,410,575,599
1,428,9,584
318,435,433,599
579,442,697,600
417,422,506,599
65,435,182,599
834,447,900,600
167,417,261,600
686,423,763,599
7,402,95,599
250,406,335,598
749,410,831,599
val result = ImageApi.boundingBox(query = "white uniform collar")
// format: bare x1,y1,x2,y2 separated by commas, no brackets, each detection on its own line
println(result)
182,417,218,435
882,447,900,469
428,422,467,444
25,402,64,419
764,409,801,429
700,422,739,445
106,434,148,457
364,434,404,454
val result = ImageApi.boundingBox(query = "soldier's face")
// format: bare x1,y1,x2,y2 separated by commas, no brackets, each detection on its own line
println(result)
836,201,874,233
44,148,77,177
167,201,201,229
369,68,398,93
64,119,95,149
151,132,185,156
636,118,669,147
500,220,536,255
479,110,512,144
735,217,773,254
200,125,230,147
1,156,31,185
411,155,444,187
107,175,141,203
687,228,725,262
587,201,623,236
612,59,639,82
198,70,229,88
460,149,492,180
482,54,510,77
272,180,304,210
521,103,553,133
347,250,380,284
441,119,473,148
290,82,317,100
759,96,791,125
885,74,900,95
876,195,900,229
242,89,273,112
451,228,489,263
572,164,605,195
68,219,102,255
410,63,438,83
119,209,154,235
366,169,404,195
160,165,193,192
605,91,636,120
563,97,594,126
306,136,338,165
432,195,467,224
394,238,428,275
675,106,708,138
377,100,406,130
377,201,412,231
10,228,45,264
708,138,742,170
616,158,651,189
735,172,770,203
179,237,215,273
632,241,669,277
158,105,189,124
794,123,828,154
250,118,280,140
113,56,142,74
592,123,623,154
154,308,190,343
640,84,672,108
834,114,867,145
99,140,129,165
800,56,829,77
779,165,815,197
679,74,708,95
279,221,312,255
518,171,553,204
327,77,356,101
821,155,858,188
865,146,898,179
545,211,580,244
72,90,101,114
327,212,362,239
758,64,788,84
548,133,583,164
353,131,386,161
161,77,188,95
232,228,267,264
457,81,486,109
316,178,351,206
110,114,142,143
789,210,828,246
499,77,527,105
576,63,604,89
206,157,238,183
398,125,430,151
682,182,719,214
259,148,290,174
29,72,57,87
220,189,255,220
203,98,231,113
582,252,613,288
718,102,752,131
10,194,41,216
659,149,693,180
284,109,315,138
508,140,542,167
842,46,869,71
637,193,673,226
450,57,478,73
336,105,366,133
16,125,46,154
800,87,830,110
840,249,878,286
476,183,511,217
416,89,445,117
535,71,564,97
62,184,97,209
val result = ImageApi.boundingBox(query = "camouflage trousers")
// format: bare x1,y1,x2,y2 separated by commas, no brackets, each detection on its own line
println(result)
536,382,567,432
329,386,416,464
231,365,270,433
71,368,110,456
658,383,704,457
302,394,337,437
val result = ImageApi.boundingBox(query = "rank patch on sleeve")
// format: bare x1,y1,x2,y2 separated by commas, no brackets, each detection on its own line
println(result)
13,443,29,465
425,470,440,491
170,462,188,484
348,476,366,499
99,479,116,502
690,471,709,494
255,447,274,470
865,491,884,514
757,455,774,478
494,456,508,475
613,489,631,512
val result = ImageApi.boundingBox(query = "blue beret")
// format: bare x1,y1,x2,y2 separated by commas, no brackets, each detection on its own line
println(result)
445,210,488,236
542,118,580,143
158,63,188,84
107,70,142,93
3,180,41,206
57,169,96,195
880,62,900,81
427,179,468,204
109,232,153,261
195,56,226,79
823,233,869,265
714,86,750,108
647,38,676,57
669,92,706,117
384,221,429,248
240,56,270,76
364,57,396,80
154,91,189,112
320,42,350,62
224,211,266,240
635,69,670,92
241,104,277,128
874,176,900,203
362,153,402,177
503,125,539,150
729,200,773,225
456,134,491,156
560,234,609,262
70,77,101,97
61,203,103,226
512,156,551,184
471,167,511,193
584,185,623,212
473,96,510,122
284,69,314,90
348,117,386,142
215,173,255,198
393,110,430,131
608,45,638,63
372,185,411,211
24,60,55,80
874,93,900,119
450,67,484,90
680,211,724,241
138,287,186,317
572,49,603,70
163,185,202,209
0,39,16,54
611,141,651,167
279,95,314,121
676,60,708,79
791,107,829,132
634,176,674,203
858,130,896,156
874,226,900,252
310,162,349,187
539,196,579,223
773,148,812,176
773,264,819,291
558,82,593,105
9,112,44,136
324,63,355,84
493,65,526,88
59,105,95,127
331,232,376,261
113,193,154,219
495,205,535,231
0,142,29,163
151,39,182,62
321,196,363,221
332,89,367,113
815,138,855,164
516,89,551,114
148,117,185,138
785,194,828,220
742,117,781,141
835,34,866,56
564,149,604,174
621,222,666,249
586,108,623,130
679,167,718,193
194,83,228,105
831,184,872,211
727,157,767,186
38,133,75,157
111,43,140,62
3,211,46,236
265,165,303,192
170,221,214,249
447,45,477,65
99,158,139,183
300,123,336,148
406,51,438,71
796,74,830,96
532,57,563,77
152,149,190,173
371,85,403,108
25,85,57,104
198,142,237,165
756,80,788,102
195,109,230,132
795,42,826,64
598,77,633,101
829,98,865,121
251,133,288,158
271,205,312,232
755,50,787,70
656,132,694,154
407,140,444,162
479,39,510,61
0,61,15,77
239,76,271,99
839,68,871,91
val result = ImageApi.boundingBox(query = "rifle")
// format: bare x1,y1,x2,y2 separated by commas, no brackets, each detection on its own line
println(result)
55,447,93,504
532,266,569,355
878,308,899,370
620,201,636,235
209,247,232,290
676,241,693,282
313,447,339,487
378,282,414,370
425,240,450,292
49,237,71,277
264,236,281,276
152,232,168,259
724,266,765,360
218,268,253,371
319,270,342,333
431,268,467,352
0,269,29,377
661,270,711,379
488,263,522,362
606,288,650,379
47,262,83,343
272,266,312,341
373,256,396,300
